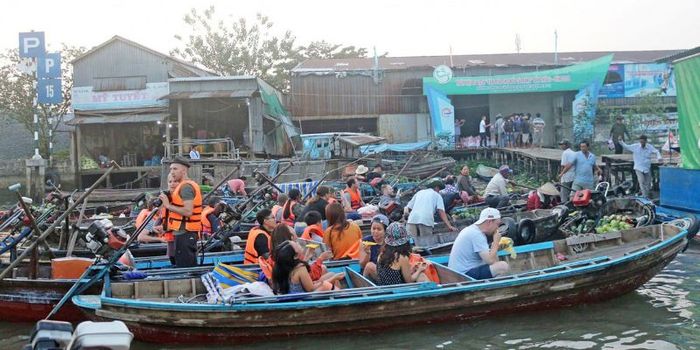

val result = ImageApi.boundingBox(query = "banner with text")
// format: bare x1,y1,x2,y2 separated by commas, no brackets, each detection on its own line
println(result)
72,82,169,110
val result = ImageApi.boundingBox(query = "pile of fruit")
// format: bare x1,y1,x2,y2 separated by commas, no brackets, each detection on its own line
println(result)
596,214,635,234
452,207,481,221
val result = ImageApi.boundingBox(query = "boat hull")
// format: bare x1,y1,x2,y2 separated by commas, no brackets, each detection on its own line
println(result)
0,279,99,322
80,235,685,344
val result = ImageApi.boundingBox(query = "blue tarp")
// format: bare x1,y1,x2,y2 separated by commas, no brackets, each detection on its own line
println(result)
360,141,432,155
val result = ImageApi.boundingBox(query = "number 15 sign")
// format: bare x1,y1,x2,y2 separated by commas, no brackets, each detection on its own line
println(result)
38,78,62,104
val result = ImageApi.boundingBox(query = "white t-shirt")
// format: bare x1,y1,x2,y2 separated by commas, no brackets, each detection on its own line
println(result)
189,149,200,160
561,148,576,183
484,173,508,196
406,189,445,227
448,224,489,273
479,120,487,133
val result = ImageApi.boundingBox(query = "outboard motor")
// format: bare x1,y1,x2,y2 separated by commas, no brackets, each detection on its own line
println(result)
84,219,129,259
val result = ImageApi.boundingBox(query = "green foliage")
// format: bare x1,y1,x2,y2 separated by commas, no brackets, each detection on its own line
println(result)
172,7,370,92
0,45,85,158
597,91,669,139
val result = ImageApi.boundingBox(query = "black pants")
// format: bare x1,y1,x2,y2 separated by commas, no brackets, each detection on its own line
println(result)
174,231,198,268
485,195,510,208
479,132,488,147
614,142,623,154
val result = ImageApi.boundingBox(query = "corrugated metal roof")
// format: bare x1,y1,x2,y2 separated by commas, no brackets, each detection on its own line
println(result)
293,49,684,72
338,134,385,146
66,113,168,125
160,90,257,100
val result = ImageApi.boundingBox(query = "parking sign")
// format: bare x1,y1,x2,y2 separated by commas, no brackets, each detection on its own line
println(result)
18,32,45,58
37,52,61,79
38,78,62,104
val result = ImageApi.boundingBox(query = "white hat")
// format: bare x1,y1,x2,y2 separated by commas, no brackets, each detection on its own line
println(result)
475,207,501,225
538,182,560,196
355,165,369,175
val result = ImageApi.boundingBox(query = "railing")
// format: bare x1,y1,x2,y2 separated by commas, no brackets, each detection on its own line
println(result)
166,138,240,160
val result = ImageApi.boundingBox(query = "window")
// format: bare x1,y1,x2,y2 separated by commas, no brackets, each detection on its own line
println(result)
93,76,147,91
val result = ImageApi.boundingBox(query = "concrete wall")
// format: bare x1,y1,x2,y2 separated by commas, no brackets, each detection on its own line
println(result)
0,159,74,188
0,114,72,160
377,113,431,143
488,92,570,147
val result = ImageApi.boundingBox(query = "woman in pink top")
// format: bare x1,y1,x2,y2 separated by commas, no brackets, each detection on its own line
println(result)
227,176,248,196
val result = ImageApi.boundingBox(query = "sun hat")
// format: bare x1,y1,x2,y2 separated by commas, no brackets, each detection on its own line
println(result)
538,182,560,196
385,222,409,246
474,207,502,225
355,165,369,175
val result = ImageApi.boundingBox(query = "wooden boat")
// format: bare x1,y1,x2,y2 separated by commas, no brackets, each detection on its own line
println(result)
72,224,686,344
475,164,499,181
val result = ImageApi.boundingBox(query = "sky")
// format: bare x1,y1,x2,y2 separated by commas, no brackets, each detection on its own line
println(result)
1,0,699,59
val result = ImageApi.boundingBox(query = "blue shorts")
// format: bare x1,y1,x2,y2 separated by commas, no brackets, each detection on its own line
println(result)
465,264,493,280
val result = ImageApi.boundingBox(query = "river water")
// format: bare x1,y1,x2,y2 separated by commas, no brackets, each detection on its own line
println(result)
1,246,699,350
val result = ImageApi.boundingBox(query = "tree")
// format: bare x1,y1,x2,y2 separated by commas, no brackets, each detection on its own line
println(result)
172,7,370,91
0,44,85,159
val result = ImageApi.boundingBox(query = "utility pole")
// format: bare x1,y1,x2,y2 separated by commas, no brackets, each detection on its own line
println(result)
554,30,559,65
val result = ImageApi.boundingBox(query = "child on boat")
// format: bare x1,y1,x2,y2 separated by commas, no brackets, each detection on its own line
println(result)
272,240,344,294
301,211,324,242
376,223,430,286
359,214,388,282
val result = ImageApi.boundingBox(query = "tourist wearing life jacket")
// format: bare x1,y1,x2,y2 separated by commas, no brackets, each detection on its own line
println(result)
324,203,362,260
153,174,180,265
159,156,202,268
281,188,305,227
136,198,165,244
271,193,288,223
301,211,324,242
526,183,561,211
341,178,364,221
201,197,226,237
244,209,276,265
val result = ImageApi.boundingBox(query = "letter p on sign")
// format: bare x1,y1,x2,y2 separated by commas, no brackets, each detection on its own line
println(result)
18,32,45,58
38,53,61,79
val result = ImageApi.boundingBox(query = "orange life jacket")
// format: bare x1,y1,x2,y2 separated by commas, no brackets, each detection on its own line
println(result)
135,209,151,228
244,227,272,265
200,206,216,233
258,256,274,281
341,239,361,259
167,179,203,233
281,201,297,226
301,224,324,241
159,206,174,242
409,253,440,283
343,188,362,210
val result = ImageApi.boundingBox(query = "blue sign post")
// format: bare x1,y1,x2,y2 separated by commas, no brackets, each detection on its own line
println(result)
18,31,62,160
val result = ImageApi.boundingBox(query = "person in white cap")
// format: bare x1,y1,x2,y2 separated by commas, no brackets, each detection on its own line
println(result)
448,208,510,280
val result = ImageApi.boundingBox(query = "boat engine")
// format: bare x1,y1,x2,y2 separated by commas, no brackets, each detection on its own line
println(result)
84,219,129,258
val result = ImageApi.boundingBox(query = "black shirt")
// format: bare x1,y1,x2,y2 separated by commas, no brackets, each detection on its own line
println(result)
366,172,383,182
301,198,329,221
253,229,271,258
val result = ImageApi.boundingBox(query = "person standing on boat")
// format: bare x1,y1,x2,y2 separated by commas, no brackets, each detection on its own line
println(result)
456,165,480,204
404,179,457,237
559,141,602,191
558,139,576,202
619,135,661,198
159,156,202,268
244,208,276,265
484,165,512,208
448,208,510,280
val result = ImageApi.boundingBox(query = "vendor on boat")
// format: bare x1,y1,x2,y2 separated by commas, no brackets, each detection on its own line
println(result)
159,156,202,268
226,176,248,196
342,178,364,221
484,165,512,208
354,164,369,182
404,178,457,236
456,165,481,204
359,214,388,281
244,208,276,265
526,183,561,211
448,208,510,280
558,140,602,191
378,184,402,221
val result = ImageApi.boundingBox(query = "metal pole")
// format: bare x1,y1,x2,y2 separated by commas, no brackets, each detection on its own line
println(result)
0,162,120,281
177,100,183,156
32,57,42,160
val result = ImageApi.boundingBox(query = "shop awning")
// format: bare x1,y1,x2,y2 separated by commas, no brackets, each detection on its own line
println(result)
66,113,168,125
159,90,257,100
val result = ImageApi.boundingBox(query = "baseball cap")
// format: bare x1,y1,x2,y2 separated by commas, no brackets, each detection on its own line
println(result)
371,214,390,227
474,208,502,225
385,222,409,247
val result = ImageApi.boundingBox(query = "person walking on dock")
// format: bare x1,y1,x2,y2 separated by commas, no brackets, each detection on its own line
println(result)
479,116,490,148
610,116,631,154
558,141,602,191
619,135,661,198
532,113,546,148
494,114,505,148
558,139,576,202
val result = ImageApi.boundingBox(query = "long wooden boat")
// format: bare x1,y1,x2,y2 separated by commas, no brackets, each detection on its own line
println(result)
73,224,686,345
475,164,499,181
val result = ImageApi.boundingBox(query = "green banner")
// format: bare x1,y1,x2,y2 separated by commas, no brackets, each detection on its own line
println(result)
423,55,612,95
676,55,700,169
